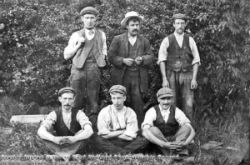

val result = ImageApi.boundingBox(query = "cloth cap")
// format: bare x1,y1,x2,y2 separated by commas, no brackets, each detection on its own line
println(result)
157,87,174,99
121,11,143,28
58,87,76,96
80,6,99,16
109,85,127,95
172,13,187,21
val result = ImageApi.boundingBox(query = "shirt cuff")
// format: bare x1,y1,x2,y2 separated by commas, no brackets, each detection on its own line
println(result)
179,120,191,127
141,123,152,129
123,130,137,138
81,122,92,129
157,59,166,65
192,60,201,65
98,129,110,136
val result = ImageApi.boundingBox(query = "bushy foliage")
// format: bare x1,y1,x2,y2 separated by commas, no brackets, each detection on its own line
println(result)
0,0,249,127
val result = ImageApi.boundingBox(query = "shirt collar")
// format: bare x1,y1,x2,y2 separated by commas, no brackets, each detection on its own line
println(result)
85,28,95,35
128,33,137,39
111,105,126,113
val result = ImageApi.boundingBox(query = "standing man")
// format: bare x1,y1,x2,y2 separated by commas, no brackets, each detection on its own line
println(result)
64,6,107,123
37,87,93,158
108,11,154,125
142,87,195,155
158,13,200,120
95,85,148,154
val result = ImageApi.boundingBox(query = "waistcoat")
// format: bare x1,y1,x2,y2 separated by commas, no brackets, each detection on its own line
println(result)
127,41,139,71
72,29,106,69
166,33,193,72
153,105,179,136
53,109,81,136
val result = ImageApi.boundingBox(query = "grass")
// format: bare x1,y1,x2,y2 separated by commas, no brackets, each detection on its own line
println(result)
0,96,249,164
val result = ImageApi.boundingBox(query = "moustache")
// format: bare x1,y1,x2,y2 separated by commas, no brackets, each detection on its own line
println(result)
132,29,139,32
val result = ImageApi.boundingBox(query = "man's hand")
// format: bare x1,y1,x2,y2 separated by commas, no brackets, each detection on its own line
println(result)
191,79,198,89
123,58,134,66
117,130,125,135
171,141,187,147
53,136,75,145
65,136,77,144
74,37,85,50
53,137,66,145
162,77,169,88
118,134,133,141
164,142,182,150
134,56,143,65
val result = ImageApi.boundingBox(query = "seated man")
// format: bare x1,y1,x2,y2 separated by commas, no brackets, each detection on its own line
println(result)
95,85,148,154
37,87,93,158
142,87,195,155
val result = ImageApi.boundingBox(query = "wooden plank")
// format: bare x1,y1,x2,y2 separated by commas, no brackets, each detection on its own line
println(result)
10,115,48,125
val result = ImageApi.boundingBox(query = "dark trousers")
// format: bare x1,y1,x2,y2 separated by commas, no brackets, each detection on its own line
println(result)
167,70,194,120
40,139,87,157
94,135,149,154
123,70,145,126
70,62,100,122
148,125,191,154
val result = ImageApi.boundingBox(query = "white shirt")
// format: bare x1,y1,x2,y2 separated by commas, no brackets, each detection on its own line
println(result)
158,32,200,65
41,110,92,130
97,105,138,138
128,35,137,46
85,29,95,40
141,105,190,129
67,28,107,56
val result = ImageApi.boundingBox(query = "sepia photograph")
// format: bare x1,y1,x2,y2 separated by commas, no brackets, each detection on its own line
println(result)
0,0,249,164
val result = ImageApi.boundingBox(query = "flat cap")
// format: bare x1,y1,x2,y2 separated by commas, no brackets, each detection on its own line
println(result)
109,85,127,95
80,6,99,16
58,87,76,96
172,13,187,20
157,87,174,99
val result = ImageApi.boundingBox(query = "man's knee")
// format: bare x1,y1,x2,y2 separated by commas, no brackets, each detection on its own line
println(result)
176,124,192,138
148,126,164,136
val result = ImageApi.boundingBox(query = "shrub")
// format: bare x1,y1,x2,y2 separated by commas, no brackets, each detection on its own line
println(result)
0,0,249,124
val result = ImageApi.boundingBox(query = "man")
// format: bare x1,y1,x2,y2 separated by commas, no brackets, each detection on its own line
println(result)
64,6,107,123
95,85,148,154
108,11,154,125
37,87,93,158
158,13,200,120
142,87,195,155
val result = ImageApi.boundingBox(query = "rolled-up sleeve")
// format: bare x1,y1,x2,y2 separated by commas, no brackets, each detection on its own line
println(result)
175,108,191,126
141,107,157,129
76,110,92,129
97,108,111,135
41,111,56,130
189,37,201,65
67,32,80,47
157,37,169,64
101,31,107,56
123,109,138,138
